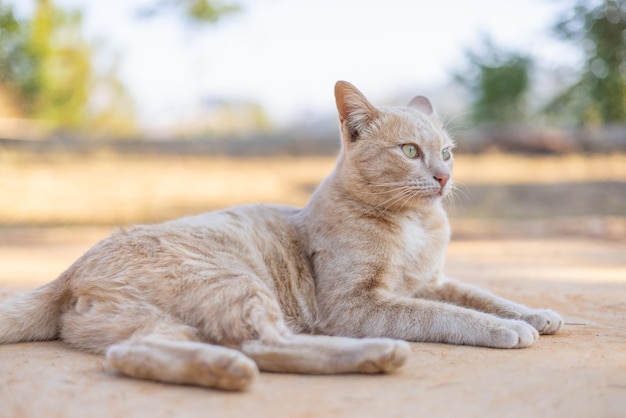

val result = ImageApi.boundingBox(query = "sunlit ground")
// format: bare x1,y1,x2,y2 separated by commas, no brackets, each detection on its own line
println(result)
1,152,625,418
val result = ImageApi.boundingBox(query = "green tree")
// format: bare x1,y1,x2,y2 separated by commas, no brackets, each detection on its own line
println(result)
456,36,532,124
28,0,92,128
0,0,239,136
137,0,239,24
0,0,136,135
0,1,35,115
551,0,626,124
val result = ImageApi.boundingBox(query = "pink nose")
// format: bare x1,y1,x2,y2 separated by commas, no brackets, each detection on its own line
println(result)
434,173,450,188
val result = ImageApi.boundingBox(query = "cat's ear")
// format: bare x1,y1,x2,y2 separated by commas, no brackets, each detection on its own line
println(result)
334,81,378,142
408,95,434,116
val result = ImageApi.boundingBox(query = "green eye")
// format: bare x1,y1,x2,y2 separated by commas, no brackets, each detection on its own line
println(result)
401,144,419,158
441,147,452,161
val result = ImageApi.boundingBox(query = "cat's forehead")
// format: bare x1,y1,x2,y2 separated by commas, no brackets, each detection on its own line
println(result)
379,106,449,147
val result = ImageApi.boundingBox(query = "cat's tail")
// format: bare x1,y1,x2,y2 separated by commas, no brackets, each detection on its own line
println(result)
0,273,71,344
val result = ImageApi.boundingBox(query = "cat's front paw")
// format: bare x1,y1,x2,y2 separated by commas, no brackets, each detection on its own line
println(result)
488,319,538,349
522,309,563,335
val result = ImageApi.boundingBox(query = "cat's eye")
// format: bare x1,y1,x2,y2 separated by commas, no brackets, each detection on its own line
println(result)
441,147,452,161
401,144,419,159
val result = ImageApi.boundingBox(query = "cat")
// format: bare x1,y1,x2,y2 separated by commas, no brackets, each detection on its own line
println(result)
0,81,563,391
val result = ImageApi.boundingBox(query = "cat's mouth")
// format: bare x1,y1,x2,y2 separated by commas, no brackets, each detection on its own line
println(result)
358,179,451,209
415,181,451,198
390,184,450,207
437,184,452,196
416,182,453,202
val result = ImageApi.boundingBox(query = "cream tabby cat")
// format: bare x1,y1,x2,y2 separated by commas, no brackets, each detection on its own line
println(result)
0,81,563,391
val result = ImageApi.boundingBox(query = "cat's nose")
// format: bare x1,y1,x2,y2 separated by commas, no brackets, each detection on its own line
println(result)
434,173,450,188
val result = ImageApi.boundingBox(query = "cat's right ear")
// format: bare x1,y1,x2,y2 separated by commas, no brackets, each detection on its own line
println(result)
408,96,434,116
334,81,378,142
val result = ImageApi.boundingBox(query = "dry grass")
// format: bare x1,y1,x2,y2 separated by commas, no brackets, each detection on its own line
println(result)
2,150,626,226
454,153,626,184
0,152,334,225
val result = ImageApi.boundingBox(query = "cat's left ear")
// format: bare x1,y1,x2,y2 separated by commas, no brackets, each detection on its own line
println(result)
408,96,434,116
335,81,379,142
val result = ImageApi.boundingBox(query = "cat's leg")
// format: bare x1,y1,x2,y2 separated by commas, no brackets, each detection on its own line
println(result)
420,279,563,335
318,293,540,349
61,298,258,390
223,282,409,374
241,333,409,374
107,331,258,391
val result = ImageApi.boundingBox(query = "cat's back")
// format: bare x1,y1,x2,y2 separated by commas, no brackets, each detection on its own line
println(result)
95,203,307,279
66,203,318,332
165,204,307,267
177,203,303,242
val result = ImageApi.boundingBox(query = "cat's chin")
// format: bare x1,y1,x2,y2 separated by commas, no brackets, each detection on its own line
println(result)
417,187,455,205
400,192,446,209
419,195,445,205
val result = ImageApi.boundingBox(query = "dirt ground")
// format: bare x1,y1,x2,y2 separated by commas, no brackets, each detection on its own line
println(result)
0,228,624,418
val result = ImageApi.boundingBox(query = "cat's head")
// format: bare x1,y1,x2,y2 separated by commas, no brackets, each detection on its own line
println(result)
333,80,455,211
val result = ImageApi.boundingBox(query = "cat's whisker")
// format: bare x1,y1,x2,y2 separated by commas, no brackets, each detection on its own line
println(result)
354,185,413,196
444,120,470,133
376,189,411,208
450,182,470,203
442,111,473,145
444,189,458,211
442,109,474,132
446,126,469,139
373,187,414,211
366,182,409,187
373,185,430,212
444,182,471,212
398,190,421,211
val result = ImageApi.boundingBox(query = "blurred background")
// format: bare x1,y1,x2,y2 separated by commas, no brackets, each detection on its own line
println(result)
0,0,625,245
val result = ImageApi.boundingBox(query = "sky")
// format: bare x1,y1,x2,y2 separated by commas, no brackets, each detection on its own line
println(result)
20,0,578,132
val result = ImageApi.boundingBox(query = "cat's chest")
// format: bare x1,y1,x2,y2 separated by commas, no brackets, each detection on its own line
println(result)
399,217,430,257
394,213,449,284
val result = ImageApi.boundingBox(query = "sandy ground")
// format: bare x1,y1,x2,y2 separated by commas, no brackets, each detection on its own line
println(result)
0,229,625,418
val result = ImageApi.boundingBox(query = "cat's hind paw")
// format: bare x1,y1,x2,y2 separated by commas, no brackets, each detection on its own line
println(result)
356,339,410,374
522,309,564,335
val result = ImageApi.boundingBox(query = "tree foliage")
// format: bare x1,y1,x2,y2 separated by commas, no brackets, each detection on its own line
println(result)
0,1,35,114
29,0,93,127
551,0,626,124
0,0,136,135
137,0,239,24
456,36,532,125
0,0,239,137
